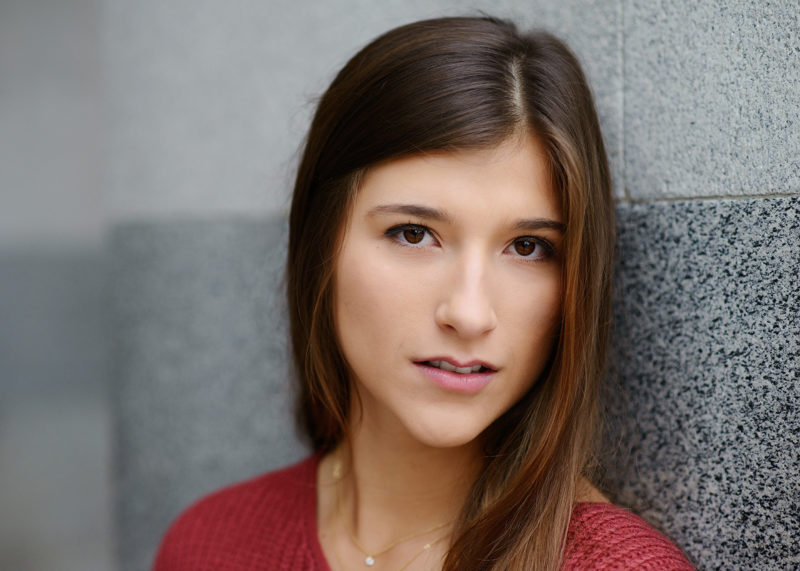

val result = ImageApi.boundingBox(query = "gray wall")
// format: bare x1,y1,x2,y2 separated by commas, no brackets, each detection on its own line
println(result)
2,1,796,570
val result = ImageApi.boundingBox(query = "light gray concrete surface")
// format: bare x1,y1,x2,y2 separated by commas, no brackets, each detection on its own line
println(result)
0,251,113,571
111,217,304,571
0,0,112,568
607,196,800,568
0,252,108,396
0,0,105,248
624,1,800,199
0,395,114,571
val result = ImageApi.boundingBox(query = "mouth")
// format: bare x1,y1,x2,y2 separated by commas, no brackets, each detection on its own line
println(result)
414,358,496,393
416,359,496,375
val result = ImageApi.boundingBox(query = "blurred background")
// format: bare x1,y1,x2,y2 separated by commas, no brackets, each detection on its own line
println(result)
1,1,797,570
1,0,111,569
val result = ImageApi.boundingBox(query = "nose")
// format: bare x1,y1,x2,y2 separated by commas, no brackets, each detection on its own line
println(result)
435,254,498,338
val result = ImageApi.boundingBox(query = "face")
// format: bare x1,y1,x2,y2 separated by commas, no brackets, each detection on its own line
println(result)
333,134,563,449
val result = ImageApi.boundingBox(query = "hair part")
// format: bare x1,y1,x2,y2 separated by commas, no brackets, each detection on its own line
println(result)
287,16,615,570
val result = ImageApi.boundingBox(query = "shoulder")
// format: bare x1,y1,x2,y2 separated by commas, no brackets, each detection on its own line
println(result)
153,455,323,570
564,503,694,570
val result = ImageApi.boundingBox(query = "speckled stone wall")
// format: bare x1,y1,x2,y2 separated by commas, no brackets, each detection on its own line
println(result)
607,197,799,569
603,3,800,568
108,1,800,569
623,1,799,199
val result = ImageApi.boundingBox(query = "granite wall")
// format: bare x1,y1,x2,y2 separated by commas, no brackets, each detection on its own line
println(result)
105,2,799,570
604,4,799,568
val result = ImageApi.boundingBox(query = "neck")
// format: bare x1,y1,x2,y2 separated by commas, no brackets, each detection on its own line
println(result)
335,418,482,547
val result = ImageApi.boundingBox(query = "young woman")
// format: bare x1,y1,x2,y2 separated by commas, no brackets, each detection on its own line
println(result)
154,16,694,570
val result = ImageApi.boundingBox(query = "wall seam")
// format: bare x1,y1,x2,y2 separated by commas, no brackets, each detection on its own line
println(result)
625,192,800,205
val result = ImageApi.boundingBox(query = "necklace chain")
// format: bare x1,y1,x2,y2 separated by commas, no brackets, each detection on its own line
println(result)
332,454,453,569
333,528,449,571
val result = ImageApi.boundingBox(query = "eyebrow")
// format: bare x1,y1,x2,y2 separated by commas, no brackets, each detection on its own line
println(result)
367,203,452,222
369,203,565,233
512,219,566,233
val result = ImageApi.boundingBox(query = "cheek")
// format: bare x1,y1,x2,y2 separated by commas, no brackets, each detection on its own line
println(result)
334,246,373,357
333,239,421,367
504,273,562,369
336,247,396,328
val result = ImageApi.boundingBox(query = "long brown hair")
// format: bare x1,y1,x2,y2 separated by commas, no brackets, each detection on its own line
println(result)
287,16,615,570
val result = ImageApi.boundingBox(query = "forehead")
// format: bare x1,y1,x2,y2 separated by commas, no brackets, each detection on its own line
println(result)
351,134,561,224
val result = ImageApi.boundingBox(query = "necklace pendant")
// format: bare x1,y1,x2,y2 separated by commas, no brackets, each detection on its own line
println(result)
365,556,375,566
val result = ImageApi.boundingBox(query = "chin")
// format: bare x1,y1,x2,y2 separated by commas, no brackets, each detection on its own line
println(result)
405,415,489,450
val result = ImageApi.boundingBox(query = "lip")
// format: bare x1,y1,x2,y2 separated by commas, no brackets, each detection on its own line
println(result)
418,356,499,370
414,357,497,394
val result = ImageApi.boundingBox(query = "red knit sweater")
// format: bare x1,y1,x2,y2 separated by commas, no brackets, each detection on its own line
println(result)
154,456,694,570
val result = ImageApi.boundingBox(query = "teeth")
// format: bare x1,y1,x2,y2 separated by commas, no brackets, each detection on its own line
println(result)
428,360,484,374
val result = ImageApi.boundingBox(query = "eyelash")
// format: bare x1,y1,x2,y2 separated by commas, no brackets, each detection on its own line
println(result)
384,223,556,262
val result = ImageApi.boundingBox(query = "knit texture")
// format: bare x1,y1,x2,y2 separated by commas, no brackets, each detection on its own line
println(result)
153,456,694,570
563,504,694,570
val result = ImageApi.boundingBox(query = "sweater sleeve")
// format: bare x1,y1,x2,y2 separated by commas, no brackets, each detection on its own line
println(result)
151,475,298,571
152,456,329,571
564,503,695,570
153,497,220,571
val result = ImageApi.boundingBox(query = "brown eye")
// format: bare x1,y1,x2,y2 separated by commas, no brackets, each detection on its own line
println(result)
508,237,554,261
385,224,436,247
403,228,426,244
513,238,537,256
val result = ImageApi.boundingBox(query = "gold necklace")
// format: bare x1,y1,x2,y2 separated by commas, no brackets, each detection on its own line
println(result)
332,455,454,568
333,524,450,571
